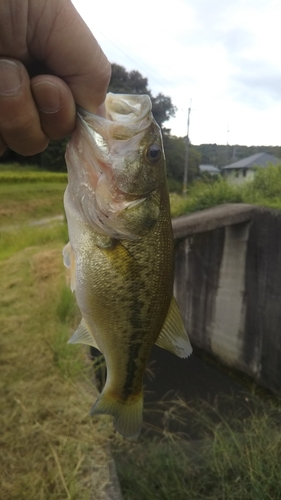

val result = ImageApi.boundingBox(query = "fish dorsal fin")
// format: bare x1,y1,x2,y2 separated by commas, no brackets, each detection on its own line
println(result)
68,319,102,352
63,242,76,292
155,296,192,359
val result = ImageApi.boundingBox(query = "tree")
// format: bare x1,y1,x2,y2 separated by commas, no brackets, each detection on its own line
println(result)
150,93,176,128
163,134,201,186
39,138,69,171
0,137,68,171
0,63,177,170
109,64,148,94
109,64,176,128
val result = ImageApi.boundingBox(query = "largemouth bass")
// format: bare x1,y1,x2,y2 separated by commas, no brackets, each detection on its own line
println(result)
63,93,192,438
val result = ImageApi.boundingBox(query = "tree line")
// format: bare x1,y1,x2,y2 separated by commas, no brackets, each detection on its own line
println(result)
0,64,200,185
194,143,281,169
2,63,279,187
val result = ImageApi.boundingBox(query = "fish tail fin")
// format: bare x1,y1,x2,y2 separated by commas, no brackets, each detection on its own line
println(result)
90,391,143,439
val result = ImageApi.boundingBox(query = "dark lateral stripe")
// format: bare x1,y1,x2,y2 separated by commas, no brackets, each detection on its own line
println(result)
122,339,144,399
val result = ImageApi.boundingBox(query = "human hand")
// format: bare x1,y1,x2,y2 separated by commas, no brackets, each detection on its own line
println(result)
0,0,111,156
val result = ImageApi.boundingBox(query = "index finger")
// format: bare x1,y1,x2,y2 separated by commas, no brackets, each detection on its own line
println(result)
27,0,111,113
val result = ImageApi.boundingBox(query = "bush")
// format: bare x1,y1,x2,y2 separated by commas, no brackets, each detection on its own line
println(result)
242,164,281,209
169,165,281,217
113,396,281,500
170,178,243,217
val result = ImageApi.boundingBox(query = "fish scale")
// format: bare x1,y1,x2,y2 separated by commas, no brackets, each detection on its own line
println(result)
63,93,192,438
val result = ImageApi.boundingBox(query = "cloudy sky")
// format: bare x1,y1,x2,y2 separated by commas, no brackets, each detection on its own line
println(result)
72,0,281,146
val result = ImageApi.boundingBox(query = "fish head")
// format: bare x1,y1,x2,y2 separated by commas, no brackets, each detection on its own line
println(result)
65,93,168,239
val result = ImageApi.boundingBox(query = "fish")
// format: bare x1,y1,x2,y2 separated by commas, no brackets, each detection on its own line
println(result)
63,93,192,438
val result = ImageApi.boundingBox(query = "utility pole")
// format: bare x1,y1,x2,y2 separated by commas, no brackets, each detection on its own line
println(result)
183,101,192,196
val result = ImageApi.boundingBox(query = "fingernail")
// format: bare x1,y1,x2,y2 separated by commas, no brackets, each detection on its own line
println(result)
0,59,22,96
32,81,61,114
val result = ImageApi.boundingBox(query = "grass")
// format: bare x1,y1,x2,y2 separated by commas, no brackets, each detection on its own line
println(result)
3,164,281,498
0,162,67,227
169,178,243,217
113,396,281,500
0,170,68,183
0,181,66,227
0,171,114,499
169,164,281,217
0,223,68,260
0,237,114,500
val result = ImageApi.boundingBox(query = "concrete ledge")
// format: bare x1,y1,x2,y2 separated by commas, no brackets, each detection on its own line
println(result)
172,203,258,238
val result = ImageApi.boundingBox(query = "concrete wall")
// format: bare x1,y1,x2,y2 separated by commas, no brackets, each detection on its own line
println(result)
173,204,281,394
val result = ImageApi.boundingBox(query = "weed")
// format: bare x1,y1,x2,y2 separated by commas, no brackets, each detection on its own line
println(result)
0,171,67,183
56,284,77,324
169,178,243,217
169,164,281,217
0,223,69,260
113,396,281,500
0,181,66,227
0,243,112,500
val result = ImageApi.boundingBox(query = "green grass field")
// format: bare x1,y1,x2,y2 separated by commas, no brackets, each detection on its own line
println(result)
0,181,66,227
170,163,281,217
2,164,281,499
0,168,113,499
113,395,281,500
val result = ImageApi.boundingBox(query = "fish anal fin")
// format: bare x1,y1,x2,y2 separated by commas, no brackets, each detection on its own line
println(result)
90,391,143,439
155,296,192,359
63,242,76,292
68,319,101,352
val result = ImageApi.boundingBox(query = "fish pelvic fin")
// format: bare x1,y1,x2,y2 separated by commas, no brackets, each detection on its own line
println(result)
68,319,102,352
90,391,143,439
155,296,192,359
62,242,76,292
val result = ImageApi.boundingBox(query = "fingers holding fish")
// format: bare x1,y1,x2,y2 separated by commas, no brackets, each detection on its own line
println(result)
0,58,49,156
31,75,76,140
0,58,78,156
0,0,111,156
26,0,111,115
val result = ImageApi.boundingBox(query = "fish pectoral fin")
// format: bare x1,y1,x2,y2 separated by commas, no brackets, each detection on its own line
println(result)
68,319,102,352
62,242,76,292
155,296,192,359
90,391,143,439
62,242,72,268
98,240,139,277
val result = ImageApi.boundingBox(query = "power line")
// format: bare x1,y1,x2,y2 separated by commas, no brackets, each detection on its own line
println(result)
93,26,172,90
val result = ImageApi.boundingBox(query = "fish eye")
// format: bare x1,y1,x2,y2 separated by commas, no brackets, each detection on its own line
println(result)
146,143,162,163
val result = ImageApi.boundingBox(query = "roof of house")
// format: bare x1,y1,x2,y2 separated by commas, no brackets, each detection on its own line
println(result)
199,164,220,173
222,153,280,170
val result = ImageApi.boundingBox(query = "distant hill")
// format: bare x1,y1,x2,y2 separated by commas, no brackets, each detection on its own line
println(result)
193,144,281,169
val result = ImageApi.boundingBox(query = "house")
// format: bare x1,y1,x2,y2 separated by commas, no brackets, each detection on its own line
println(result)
222,152,280,184
199,164,220,176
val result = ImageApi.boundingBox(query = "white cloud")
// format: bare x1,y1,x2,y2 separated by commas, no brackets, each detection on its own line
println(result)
72,0,281,146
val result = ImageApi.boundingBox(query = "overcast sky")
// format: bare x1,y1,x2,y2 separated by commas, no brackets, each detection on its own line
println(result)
72,0,281,146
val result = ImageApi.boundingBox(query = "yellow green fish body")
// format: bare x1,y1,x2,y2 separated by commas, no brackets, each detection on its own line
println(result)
63,93,192,438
